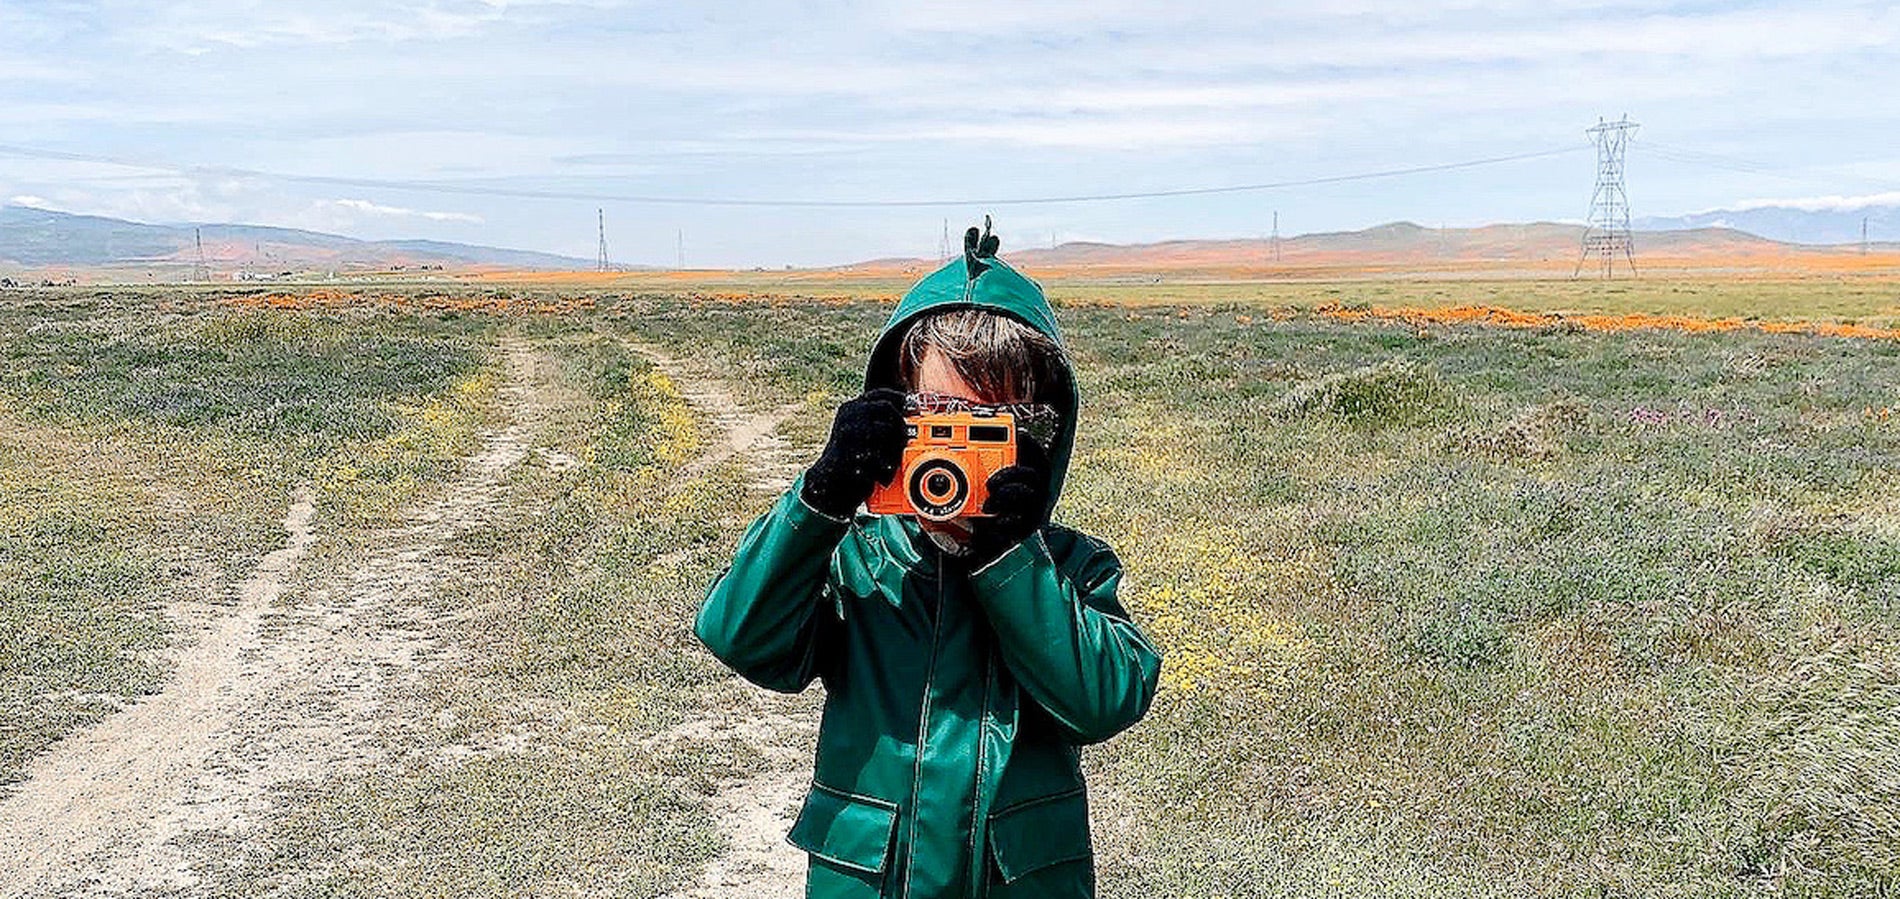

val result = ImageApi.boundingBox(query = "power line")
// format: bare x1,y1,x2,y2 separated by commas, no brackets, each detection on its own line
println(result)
0,142,1586,209
1638,141,1900,194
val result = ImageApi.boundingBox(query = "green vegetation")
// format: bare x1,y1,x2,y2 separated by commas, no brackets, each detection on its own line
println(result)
3,283,1894,896
1046,277,1900,327
483,272,1900,329
596,294,1897,897
185,750,715,898
0,299,494,784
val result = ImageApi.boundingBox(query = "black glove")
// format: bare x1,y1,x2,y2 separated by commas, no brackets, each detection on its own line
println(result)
967,428,1052,566
801,388,908,518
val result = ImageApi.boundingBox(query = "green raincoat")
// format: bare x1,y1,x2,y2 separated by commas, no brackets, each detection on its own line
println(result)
695,255,1162,899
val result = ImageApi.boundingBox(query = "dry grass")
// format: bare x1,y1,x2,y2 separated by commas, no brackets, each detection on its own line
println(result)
452,271,1900,332
0,302,495,786
5,284,1895,897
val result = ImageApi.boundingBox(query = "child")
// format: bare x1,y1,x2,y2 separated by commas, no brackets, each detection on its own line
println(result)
696,225,1161,899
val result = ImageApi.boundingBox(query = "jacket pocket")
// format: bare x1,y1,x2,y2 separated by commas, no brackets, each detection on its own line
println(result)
786,781,900,876
987,787,1092,884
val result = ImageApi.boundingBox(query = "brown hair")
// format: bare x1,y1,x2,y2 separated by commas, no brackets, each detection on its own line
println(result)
896,308,1066,405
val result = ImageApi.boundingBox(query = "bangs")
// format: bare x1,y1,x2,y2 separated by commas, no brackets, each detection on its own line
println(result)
896,308,1067,407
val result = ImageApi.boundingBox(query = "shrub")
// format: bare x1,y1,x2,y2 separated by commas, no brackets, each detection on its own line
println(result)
1272,359,1448,425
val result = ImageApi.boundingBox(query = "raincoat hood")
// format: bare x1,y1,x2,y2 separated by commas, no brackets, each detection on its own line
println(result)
862,253,1078,515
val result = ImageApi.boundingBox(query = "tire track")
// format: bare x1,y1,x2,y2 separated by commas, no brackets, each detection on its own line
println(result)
627,342,804,491
0,488,317,896
0,339,546,898
634,343,816,899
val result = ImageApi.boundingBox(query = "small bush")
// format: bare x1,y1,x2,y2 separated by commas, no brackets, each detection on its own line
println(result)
1446,400,1589,461
1272,359,1448,425
1403,601,1509,667
1778,529,1900,597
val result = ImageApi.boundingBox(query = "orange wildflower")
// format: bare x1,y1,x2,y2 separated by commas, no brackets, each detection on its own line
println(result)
1313,303,1900,341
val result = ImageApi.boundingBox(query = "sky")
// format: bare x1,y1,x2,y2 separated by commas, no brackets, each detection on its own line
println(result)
3,0,1899,267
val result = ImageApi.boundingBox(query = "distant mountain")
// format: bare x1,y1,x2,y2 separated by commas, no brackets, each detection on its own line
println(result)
849,221,1801,274
0,206,592,272
1636,204,1900,246
10,205,1874,279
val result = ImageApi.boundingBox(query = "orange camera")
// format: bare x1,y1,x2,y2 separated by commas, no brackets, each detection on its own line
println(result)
866,411,1017,521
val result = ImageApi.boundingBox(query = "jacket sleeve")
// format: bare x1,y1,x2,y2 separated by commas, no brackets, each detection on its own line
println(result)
694,476,851,694
969,532,1162,744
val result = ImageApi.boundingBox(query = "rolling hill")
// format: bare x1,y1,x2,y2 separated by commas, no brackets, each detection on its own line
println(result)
7,205,1895,281
847,220,1867,277
0,205,591,273
1636,202,1900,246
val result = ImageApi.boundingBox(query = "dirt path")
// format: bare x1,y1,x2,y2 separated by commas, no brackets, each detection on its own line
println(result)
635,343,816,899
628,342,804,492
0,339,548,898
650,695,815,899
0,488,317,895
1,337,815,898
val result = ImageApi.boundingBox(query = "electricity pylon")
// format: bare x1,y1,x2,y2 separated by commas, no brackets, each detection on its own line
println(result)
596,209,610,271
1575,115,1638,278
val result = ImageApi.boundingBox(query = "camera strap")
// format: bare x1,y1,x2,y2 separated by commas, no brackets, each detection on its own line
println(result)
905,391,1060,451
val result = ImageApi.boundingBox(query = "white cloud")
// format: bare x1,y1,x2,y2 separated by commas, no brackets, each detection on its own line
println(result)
0,100,232,127
1723,191,1900,213
2,185,484,241
977,75,1466,115
1101,4,1900,75
0,60,76,81
936,115,1316,149
3,183,241,224
878,0,1664,35
127,1,509,52
255,130,600,180
118,0,650,54
325,198,484,223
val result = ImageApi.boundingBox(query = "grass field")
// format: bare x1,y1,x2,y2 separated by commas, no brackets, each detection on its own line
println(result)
0,293,496,785
461,270,1900,330
2,279,1896,897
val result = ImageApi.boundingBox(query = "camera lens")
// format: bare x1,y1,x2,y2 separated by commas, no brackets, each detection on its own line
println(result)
906,458,970,521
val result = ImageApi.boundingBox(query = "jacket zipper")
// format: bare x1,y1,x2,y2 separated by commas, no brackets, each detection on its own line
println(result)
900,548,946,899
970,649,995,895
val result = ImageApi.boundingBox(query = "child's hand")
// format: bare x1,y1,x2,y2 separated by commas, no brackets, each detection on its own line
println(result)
969,428,1052,565
801,388,909,518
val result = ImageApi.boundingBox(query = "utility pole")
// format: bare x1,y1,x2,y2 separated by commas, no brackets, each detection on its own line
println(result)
193,227,209,282
677,229,685,270
1271,211,1282,265
1862,216,1870,256
1574,114,1639,279
939,218,950,263
596,208,610,271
